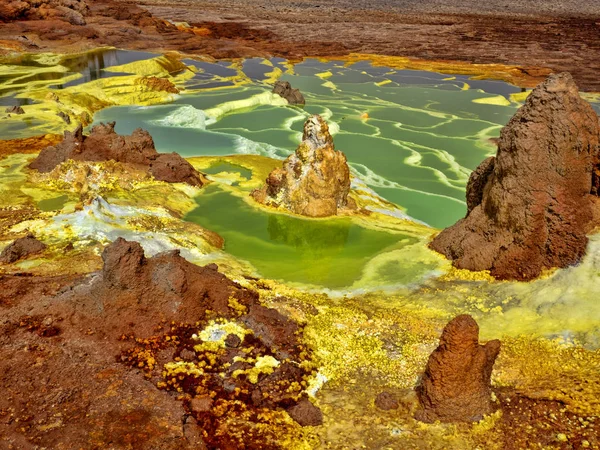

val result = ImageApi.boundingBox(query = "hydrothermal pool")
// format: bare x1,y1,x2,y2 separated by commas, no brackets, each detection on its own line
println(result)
92,56,526,228
4,49,600,292
2,49,600,449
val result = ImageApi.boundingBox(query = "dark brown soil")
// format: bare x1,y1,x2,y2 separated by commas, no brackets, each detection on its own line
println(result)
0,0,599,90
496,390,600,449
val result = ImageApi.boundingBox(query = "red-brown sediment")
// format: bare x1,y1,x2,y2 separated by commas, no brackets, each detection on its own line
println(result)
1,0,599,90
416,314,501,423
430,73,600,281
0,238,320,448
0,134,62,158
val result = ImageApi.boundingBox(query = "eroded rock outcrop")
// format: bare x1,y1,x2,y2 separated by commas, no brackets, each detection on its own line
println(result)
5,105,24,115
29,122,206,186
430,73,600,280
416,315,501,423
273,81,305,105
93,239,322,443
251,114,353,217
0,232,47,264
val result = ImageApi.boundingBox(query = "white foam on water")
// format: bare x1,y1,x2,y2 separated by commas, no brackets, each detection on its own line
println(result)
204,91,288,121
234,135,291,159
46,197,213,260
151,104,215,129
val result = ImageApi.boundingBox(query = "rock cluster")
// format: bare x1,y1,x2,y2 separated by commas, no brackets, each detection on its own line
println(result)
0,232,46,264
29,122,206,186
0,0,89,25
430,73,600,280
251,114,354,217
416,315,501,423
273,80,305,105
5,105,24,115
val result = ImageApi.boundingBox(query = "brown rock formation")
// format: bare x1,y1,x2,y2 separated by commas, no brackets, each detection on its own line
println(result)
5,105,24,114
29,122,206,186
430,73,600,280
149,152,204,186
375,391,400,411
139,76,180,94
0,238,320,447
286,398,323,426
273,80,305,105
416,315,501,423
0,232,47,264
251,114,354,217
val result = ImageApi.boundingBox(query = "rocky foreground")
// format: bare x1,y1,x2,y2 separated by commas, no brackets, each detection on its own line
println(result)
0,238,321,449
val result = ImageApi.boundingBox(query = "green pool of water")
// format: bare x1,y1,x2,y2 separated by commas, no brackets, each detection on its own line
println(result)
37,195,69,212
201,161,252,180
5,52,600,290
185,186,408,288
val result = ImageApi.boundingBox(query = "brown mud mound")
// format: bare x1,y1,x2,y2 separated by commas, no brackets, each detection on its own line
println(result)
252,114,354,217
0,232,47,264
273,80,305,105
29,122,206,186
430,73,600,281
0,238,319,448
416,314,501,423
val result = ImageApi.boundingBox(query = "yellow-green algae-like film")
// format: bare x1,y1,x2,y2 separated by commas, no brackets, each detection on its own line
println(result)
0,50,600,449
